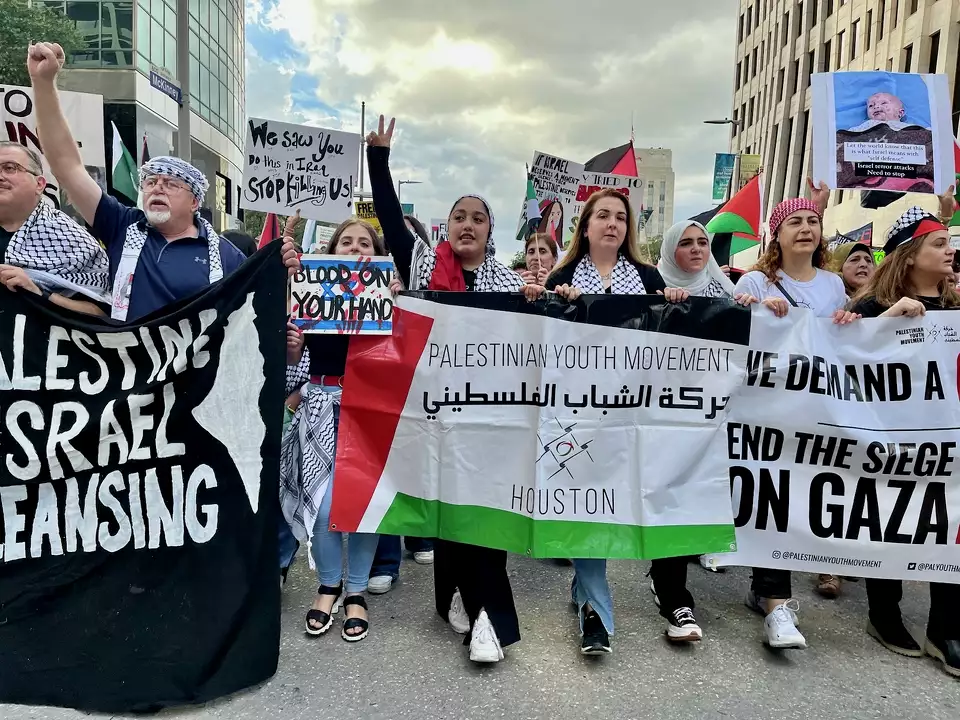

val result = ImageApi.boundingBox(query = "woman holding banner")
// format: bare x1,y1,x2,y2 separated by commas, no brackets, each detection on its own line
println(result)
732,197,860,649
640,219,758,641
847,206,959,677
367,115,539,665
281,212,388,643
545,189,695,655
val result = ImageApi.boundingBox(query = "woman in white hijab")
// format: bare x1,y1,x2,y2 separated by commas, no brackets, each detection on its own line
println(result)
646,220,756,643
657,220,754,301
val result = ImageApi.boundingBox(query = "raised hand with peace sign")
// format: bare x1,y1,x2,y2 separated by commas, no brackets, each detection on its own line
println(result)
366,115,396,148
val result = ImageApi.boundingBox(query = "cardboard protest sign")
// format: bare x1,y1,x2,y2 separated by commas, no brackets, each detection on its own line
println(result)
290,255,394,335
528,151,585,249
242,117,360,222
0,85,105,214
354,200,382,233
0,245,286,713
574,172,645,237
430,218,448,246
812,71,954,194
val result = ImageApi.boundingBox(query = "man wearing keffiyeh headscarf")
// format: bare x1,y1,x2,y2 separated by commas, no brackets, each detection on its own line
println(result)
28,41,302,322
0,142,109,316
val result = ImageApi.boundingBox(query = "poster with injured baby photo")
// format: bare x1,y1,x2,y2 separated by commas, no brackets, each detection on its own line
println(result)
812,71,954,195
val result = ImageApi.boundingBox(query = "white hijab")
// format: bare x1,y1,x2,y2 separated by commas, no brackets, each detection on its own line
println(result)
657,220,736,296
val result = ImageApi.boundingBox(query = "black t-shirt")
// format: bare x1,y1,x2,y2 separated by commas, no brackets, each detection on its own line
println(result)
850,295,958,318
462,268,477,292
0,225,13,263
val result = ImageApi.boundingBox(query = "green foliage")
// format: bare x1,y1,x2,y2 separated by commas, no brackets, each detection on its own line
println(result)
0,0,87,86
640,235,663,264
509,249,526,271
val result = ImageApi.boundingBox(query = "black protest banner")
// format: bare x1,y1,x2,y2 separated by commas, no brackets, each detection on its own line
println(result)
0,244,287,713
242,117,361,224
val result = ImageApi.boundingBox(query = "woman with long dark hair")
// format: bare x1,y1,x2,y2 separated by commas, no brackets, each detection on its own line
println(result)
545,188,692,655
281,215,387,643
366,115,537,664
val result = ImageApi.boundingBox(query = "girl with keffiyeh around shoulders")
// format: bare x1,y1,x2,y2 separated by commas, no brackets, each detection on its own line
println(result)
366,115,539,664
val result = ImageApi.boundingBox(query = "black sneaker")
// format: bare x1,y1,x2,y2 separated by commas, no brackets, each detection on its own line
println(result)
867,617,922,657
580,610,612,655
666,607,703,643
924,635,960,678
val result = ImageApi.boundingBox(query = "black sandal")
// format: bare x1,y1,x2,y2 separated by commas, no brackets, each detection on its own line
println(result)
341,595,370,642
304,583,343,636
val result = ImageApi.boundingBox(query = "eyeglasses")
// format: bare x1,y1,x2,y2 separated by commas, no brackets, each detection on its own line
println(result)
0,161,40,177
141,175,189,192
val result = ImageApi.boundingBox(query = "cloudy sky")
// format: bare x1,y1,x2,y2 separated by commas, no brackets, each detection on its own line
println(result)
245,0,738,251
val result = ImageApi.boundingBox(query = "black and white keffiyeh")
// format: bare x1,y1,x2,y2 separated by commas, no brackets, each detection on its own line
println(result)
111,156,223,321
571,254,647,295
698,278,730,298
5,202,110,302
883,205,943,255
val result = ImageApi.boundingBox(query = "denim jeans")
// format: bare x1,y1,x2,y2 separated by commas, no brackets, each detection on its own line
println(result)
572,558,614,635
370,535,435,579
308,386,379,593
278,505,298,569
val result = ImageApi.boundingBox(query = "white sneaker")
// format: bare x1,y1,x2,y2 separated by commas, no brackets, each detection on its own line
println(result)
469,610,504,663
448,590,471,634
413,550,435,565
764,604,807,649
367,575,394,595
666,606,703,642
649,578,660,607
698,555,724,572
745,590,800,626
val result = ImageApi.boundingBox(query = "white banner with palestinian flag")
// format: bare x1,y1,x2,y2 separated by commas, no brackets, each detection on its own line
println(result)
330,293,750,560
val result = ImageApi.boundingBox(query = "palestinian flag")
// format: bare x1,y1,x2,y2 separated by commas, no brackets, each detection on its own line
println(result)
584,141,639,177
516,170,542,241
950,136,960,227
706,173,762,256
329,293,748,559
257,213,280,249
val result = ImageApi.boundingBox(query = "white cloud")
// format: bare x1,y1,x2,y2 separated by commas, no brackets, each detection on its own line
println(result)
246,0,739,255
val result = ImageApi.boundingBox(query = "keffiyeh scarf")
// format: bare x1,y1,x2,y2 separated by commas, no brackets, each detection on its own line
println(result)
111,156,223,321
5,203,110,302
571,254,647,295
279,349,340,567
410,194,524,292
884,206,945,255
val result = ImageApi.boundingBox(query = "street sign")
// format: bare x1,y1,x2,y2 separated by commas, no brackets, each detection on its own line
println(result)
149,66,182,106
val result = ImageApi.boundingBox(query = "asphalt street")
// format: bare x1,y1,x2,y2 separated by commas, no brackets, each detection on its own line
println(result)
4,555,959,720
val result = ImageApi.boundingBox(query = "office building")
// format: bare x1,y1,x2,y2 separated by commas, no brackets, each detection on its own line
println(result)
730,0,960,262
635,147,676,238
37,0,244,230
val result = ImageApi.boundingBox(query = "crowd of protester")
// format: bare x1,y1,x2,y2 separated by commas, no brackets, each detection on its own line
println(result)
3,43,959,677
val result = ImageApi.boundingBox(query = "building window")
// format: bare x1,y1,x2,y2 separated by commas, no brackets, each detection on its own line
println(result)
928,31,940,73
823,39,832,72
782,13,789,46
752,47,758,77
736,61,742,89
836,30,844,68
738,13,744,43
904,43,913,72
807,50,814,85
810,0,817,26
909,0,918,15
55,0,134,68
748,98,754,127
850,20,859,60
791,59,800,95
878,0,885,40
777,67,785,100
865,9,873,49
826,0,834,16
795,1,802,38
892,0,898,28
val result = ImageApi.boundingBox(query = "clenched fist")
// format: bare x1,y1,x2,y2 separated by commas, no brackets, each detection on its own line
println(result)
27,42,65,83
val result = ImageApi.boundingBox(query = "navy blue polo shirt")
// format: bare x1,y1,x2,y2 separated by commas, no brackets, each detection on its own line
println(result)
93,193,246,321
